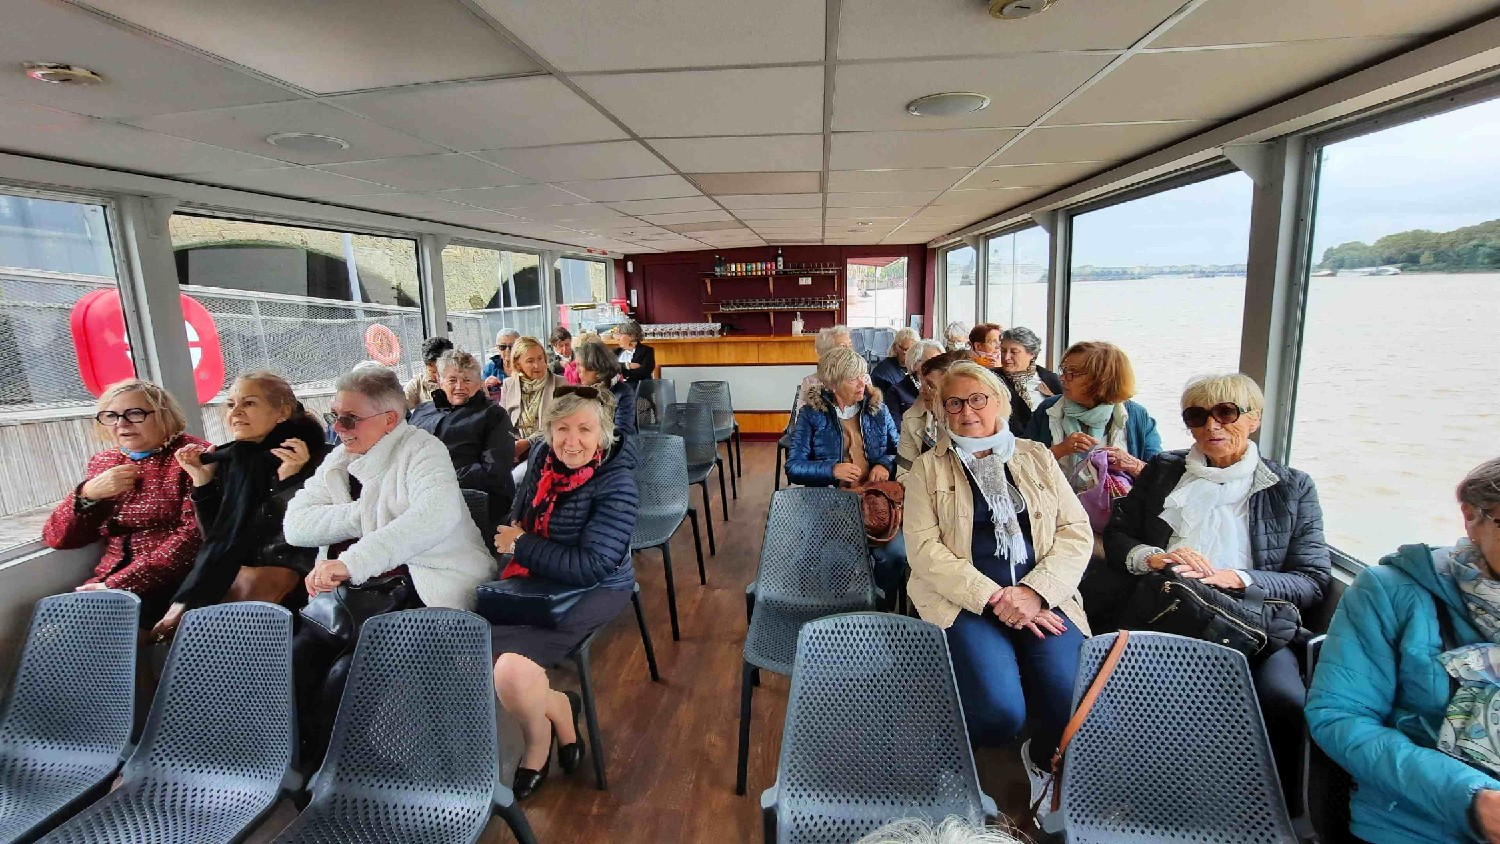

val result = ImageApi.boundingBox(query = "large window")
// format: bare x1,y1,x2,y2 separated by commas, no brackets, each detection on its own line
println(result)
984,226,1050,339
0,191,126,555
1069,172,1253,450
1290,96,1500,562
554,256,612,334
847,256,910,329
442,243,544,352
943,245,977,333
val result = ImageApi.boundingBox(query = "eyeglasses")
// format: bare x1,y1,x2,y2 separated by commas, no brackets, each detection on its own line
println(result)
554,385,601,400
1059,367,1085,381
95,408,154,426
496,343,513,352
323,410,388,430
942,393,992,414
1181,402,1247,429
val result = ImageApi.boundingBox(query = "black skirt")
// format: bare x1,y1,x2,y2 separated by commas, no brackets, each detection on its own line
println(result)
490,586,633,668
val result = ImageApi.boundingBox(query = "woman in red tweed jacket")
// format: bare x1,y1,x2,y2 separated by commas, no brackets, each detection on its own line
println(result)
43,379,209,625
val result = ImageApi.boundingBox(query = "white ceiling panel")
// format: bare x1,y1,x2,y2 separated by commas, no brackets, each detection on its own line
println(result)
576,67,823,137
639,210,735,225
664,221,748,234
474,141,672,182
507,204,625,223
437,183,587,210
825,190,941,207
472,0,824,71
1157,0,1500,47
333,77,626,151
997,121,1204,165
716,194,825,209
192,166,388,197
0,0,296,118
651,135,824,173
826,169,968,192
830,130,1017,170
692,172,822,195
973,160,1114,189
318,154,533,191
490,221,592,242
833,54,1112,131
824,206,923,219
0,116,281,175
606,196,720,215
558,174,700,202
130,99,445,165
78,0,538,94
337,192,475,215
733,208,824,221
0,97,82,128
838,0,1187,59
422,208,527,229
1050,40,1411,125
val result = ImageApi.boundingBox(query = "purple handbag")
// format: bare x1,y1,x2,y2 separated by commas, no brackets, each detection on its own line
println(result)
1069,448,1132,533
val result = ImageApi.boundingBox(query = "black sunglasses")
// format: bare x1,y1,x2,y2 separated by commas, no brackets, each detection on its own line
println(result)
554,385,601,400
496,343,513,351
1181,402,1246,429
323,410,390,430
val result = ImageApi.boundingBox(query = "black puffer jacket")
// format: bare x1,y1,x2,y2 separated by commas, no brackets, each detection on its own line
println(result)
408,389,517,520
1103,449,1330,611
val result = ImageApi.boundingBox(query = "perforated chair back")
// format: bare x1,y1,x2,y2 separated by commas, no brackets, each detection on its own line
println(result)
1061,632,1297,844
273,609,501,843
767,612,991,843
460,488,493,539
1303,636,1354,844
635,379,677,433
869,328,895,360
39,602,294,844
661,403,719,474
631,434,691,549
686,381,734,437
849,328,870,358
0,591,139,844
744,488,874,676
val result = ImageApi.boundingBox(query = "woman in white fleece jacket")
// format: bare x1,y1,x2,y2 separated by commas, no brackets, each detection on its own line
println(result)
284,362,494,765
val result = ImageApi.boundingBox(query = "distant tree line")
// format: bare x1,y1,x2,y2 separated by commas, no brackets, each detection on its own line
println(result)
1318,219,1500,272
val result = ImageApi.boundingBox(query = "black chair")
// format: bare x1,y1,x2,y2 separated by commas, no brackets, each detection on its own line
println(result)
38,602,297,844
661,403,730,530
630,433,709,641
0,591,140,844
461,489,491,542
687,380,742,485
1302,635,1355,844
774,382,802,492
634,379,677,435
269,609,536,844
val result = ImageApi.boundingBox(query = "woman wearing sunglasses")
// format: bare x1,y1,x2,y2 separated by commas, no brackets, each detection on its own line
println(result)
903,361,1093,817
44,379,209,628
1104,372,1330,806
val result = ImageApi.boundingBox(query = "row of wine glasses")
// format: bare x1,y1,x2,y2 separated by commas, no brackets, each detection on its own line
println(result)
642,322,721,339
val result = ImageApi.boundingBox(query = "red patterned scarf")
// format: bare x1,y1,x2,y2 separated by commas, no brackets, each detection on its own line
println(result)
500,447,604,578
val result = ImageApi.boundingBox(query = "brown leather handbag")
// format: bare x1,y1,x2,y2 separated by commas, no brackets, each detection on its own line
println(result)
857,480,905,544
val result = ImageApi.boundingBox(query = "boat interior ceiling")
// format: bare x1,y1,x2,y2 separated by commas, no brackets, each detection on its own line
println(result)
3,0,1499,256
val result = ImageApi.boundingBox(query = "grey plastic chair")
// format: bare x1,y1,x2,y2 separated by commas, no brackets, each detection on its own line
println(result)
630,433,708,642
1060,631,1297,843
0,591,140,844
687,381,742,486
869,328,896,363
661,403,730,531
760,613,997,842
1301,635,1353,844
849,328,871,360
774,383,802,492
737,487,874,795
270,609,536,844
634,379,677,435
38,602,296,844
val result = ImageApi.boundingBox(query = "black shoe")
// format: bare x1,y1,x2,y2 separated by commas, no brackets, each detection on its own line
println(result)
512,754,551,800
559,690,586,775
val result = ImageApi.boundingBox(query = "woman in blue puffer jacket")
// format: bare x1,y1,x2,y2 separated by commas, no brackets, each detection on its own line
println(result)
1306,456,1500,844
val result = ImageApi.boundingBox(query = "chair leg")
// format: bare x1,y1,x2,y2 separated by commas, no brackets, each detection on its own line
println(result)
762,801,777,844
631,588,660,682
698,482,717,555
496,798,539,844
744,588,754,624
715,459,730,521
660,543,680,641
774,444,783,492
722,441,739,500
736,660,754,796
734,424,743,479
688,509,707,584
572,645,608,790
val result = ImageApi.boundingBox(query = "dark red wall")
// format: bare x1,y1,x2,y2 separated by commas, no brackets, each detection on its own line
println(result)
621,245,929,337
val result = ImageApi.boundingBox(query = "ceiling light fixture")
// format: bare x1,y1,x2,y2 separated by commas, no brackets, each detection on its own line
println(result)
265,132,351,153
23,62,103,85
905,92,991,118
988,0,1056,20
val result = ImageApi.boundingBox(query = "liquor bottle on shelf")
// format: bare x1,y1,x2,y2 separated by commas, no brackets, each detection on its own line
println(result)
791,311,804,335
776,249,785,272
714,254,724,275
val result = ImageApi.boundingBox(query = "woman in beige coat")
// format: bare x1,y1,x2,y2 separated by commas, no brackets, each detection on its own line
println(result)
499,337,569,475
904,361,1092,810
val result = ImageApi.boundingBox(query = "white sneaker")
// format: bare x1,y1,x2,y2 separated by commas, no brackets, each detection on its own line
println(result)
1021,739,1054,822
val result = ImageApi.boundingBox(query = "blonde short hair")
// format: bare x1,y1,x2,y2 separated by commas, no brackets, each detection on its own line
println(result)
817,346,868,389
93,379,189,442
940,361,1012,422
543,386,616,444
815,325,852,357
436,349,482,380
1181,372,1265,413
510,336,545,367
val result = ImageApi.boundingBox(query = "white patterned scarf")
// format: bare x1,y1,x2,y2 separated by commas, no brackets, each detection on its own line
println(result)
1437,540,1500,776
950,430,1029,585
1160,442,1259,570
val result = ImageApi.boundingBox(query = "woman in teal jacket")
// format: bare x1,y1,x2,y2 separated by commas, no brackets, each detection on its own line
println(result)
1306,456,1500,844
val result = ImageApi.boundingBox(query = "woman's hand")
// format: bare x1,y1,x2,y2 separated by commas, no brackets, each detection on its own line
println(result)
494,525,526,555
485,375,501,389
990,585,1044,627
271,438,311,481
175,444,216,487
867,464,890,484
148,603,186,644
515,439,531,459
305,560,350,596
1177,568,1245,590
832,463,864,485
627,361,642,370
1474,790,1500,843
1104,446,1145,478
82,464,141,500
74,581,109,592
1050,432,1097,460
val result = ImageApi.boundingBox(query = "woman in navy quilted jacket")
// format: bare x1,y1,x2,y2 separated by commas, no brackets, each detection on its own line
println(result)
490,385,638,800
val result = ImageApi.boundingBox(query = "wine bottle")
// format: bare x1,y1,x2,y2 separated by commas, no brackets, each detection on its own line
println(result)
776,249,785,272
714,254,724,275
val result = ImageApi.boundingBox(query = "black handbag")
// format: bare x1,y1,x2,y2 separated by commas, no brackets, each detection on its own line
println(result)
299,572,421,649
474,555,598,629
1120,569,1303,661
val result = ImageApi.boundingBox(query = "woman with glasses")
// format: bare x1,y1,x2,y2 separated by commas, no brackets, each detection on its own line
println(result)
482,328,522,394
44,379,210,628
903,361,1092,816
967,322,1004,369
1020,340,1161,479
1104,372,1329,805
409,350,517,525
1308,457,1500,844
573,339,636,436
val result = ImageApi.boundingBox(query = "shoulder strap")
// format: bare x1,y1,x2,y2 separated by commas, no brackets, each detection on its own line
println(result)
1039,630,1130,816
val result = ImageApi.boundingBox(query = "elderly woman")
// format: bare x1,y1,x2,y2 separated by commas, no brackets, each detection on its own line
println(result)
501,337,569,465
1306,457,1500,844
44,379,209,626
896,350,967,477
405,336,454,410
967,322,1003,369
793,324,856,415
995,327,1062,435
284,363,495,763
1021,340,1161,481
574,339,636,436
490,387,639,799
548,325,580,383
409,350,517,523
944,321,970,353
482,328,521,393
870,327,919,393
1105,372,1329,803
904,361,1093,809
878,336,943,422
149,372,328,642
614,320,656,385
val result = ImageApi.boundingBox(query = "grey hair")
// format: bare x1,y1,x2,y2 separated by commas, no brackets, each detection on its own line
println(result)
543,387,616,445
574,339,621,381
944,321,970,351
494,328,520,345
436,349,482,380
1458,457,1500,511
815,325,852,357
336,362,407,415
905,339,946,373
853,817,1023,844
617,320,645,342
1000,326,1043,359
817,345,868,388
887,326,920,356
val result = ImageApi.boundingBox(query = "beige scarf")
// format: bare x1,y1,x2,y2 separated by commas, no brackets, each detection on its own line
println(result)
517,376,545,437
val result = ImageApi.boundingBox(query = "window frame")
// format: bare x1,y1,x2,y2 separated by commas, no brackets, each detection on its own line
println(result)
938,241,979,332
979,221,1050,343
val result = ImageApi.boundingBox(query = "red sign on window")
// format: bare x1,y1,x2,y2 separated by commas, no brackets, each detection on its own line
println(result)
71,290,226,404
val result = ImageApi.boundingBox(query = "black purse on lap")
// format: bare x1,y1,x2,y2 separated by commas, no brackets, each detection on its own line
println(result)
474,555,597,629
300,572,419,648
1120,569,1303,661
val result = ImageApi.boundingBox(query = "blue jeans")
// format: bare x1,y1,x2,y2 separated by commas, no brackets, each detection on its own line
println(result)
944,607,1084,763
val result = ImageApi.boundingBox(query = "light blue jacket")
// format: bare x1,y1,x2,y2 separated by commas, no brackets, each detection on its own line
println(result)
1306,544,1500,844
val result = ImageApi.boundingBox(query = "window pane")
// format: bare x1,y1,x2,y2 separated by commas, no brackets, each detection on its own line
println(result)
443,243,543,351
169,215,423,440
984,226,1050,338
1291,97,1500,562
847,256,909,329
555,257,613,333
0,192,127,555
944,245,976,331
1069,172,1253,450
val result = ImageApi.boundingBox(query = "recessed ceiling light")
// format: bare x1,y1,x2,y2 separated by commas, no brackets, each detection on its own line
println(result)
989,0,1056,20
854,221,874,226
265,132,351,153
23,62,103,85
905,92,991,118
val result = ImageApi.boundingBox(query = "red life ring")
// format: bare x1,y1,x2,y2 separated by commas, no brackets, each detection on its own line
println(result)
364,324,402,366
